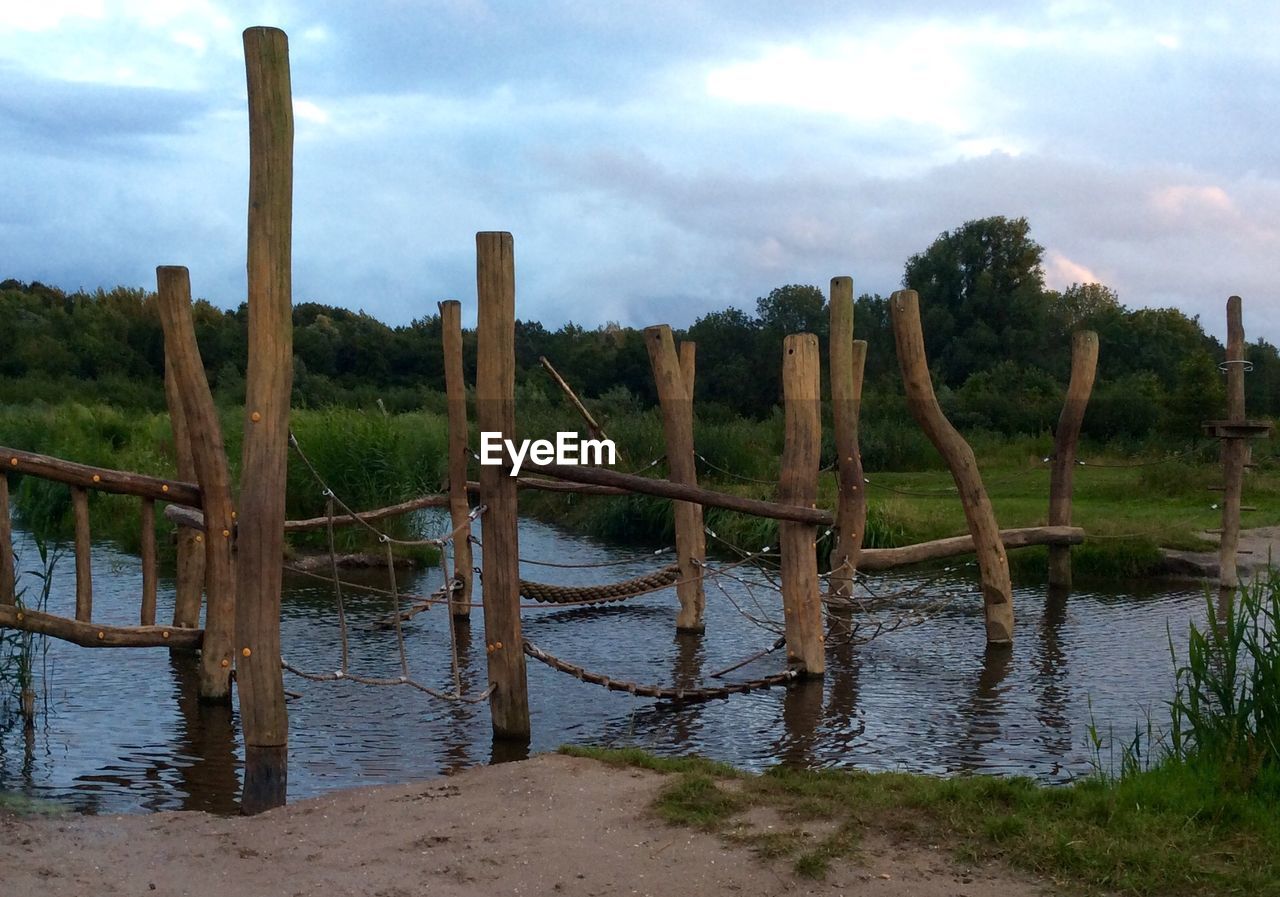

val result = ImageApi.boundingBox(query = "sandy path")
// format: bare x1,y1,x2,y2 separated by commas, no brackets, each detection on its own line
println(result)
0,753,1050,897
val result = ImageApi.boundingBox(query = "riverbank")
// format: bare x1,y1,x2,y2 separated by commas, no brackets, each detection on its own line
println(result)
0,752,1047,897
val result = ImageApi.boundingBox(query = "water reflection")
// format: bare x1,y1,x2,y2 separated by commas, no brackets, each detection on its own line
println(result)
0,518,1218,814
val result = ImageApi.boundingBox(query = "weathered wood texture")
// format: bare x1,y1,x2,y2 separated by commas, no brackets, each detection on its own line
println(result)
678,341,696,402
165,352,205,631
238,25,293,814
72,486,92,622
539,355,610,442
0,447,200,507
890,290,1014,645
779,334,824,675
1048,330,1099,590
827,276,867,615
290,493,451,531
140,499,157,626
859,526,1084,571
156,266,237,699
476,232,530,739
0,605,203,649
522,461,835,525
1220,296,1247,589
441,300,474,620
645,324,706,632
0,474,14,605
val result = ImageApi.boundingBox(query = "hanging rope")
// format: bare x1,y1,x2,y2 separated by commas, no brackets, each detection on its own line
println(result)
518,564,681,604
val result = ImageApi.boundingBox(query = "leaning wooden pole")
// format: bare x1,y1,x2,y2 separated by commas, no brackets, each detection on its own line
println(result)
440,299,474,622
644,324,706,632
156,266,236,701
539,356,610,443
237,25,293,813
890,290,1014,645
1047,330,1098,590
164,353,205,633
827,276,867,621
779,334,825,675
476,232,530,740
1219,296,1247,589
0,474,14,605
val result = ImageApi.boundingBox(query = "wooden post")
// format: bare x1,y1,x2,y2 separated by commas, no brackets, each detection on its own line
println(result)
779,334,825,675
0,474,14,605
678,341,696,402
140,499,157,626
1220,296,1247,589
71,486,92,622
890,290,1014,645
827,276,867,621
156,266,236,701
237,25,293,814
440,299,474,622
1048,330,1099,590
644,324,706,632
476,232,530,740
165,353,205,632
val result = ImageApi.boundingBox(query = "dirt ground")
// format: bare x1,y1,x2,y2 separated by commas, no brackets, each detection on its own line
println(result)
0,753,1053,897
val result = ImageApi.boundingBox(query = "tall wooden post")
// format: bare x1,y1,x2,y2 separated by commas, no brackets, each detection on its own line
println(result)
890,290,1014,645
644,325,706,632
0,474,14,605
779,334,825,675
827,276,867,621
237,25,293,813
72,486,92,621
1048,330,1098,590
476,232,530,740
1220,296,1247,589
165,353,205,632
439,299,474,621
156,266,236,702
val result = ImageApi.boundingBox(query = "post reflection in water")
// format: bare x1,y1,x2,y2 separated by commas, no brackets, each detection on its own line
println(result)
775,676,824,766
167,652,241,814
1034,586,1073,770
439,618,479,776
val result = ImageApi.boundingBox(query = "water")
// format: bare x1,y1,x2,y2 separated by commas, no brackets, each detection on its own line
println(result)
0,518,1214,814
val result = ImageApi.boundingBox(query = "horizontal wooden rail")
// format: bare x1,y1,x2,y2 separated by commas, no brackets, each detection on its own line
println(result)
523,461,835,526
857,526,1085,572
0,446,202,508
469,478,631,497
283,493,450,532
0,604,203,649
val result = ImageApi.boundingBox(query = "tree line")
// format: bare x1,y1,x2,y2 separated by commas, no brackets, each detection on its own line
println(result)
2,216,1276,444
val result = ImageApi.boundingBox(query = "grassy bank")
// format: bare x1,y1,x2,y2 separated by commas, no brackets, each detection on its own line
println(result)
561,571,1280,896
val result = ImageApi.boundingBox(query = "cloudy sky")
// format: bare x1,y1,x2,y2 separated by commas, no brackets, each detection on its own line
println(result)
2,1,1277,341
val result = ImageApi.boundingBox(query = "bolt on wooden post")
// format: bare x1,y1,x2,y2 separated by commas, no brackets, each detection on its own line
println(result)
1047,330,1098,591
237,25,293,814
476,232,531,740
439,299,474,622
827,276,868,623
156,266,236,702
644,324,706,633
890,290,1014,646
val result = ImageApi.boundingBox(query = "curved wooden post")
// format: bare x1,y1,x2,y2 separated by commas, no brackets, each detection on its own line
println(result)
156,266,236,702
780,334,824,674
165,353,205,633
644,324,705,633
827,275,867,622
476,232,530,740
237,25,293,814
0,474,14,605
1220,296,1247,589
440,299,474,621
890,290,1014,645
1048,330,1099,590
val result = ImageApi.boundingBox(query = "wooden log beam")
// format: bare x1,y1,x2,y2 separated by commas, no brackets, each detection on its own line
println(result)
0,474,14,605
0,446,201,508
72,486,92,622
140,499,157,626
1048,330,1098,590
165,346,205,633
285,493,451,531
157,266,237,699
779,333,824,675
539,355,610,443
0,605,203,649
828,275,867,619
239,24,293,814
441,300,475,621
858,526,1084,572
645,323,706,632
1220,295,1248,589
891,290,1014,645
476,231,531,740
